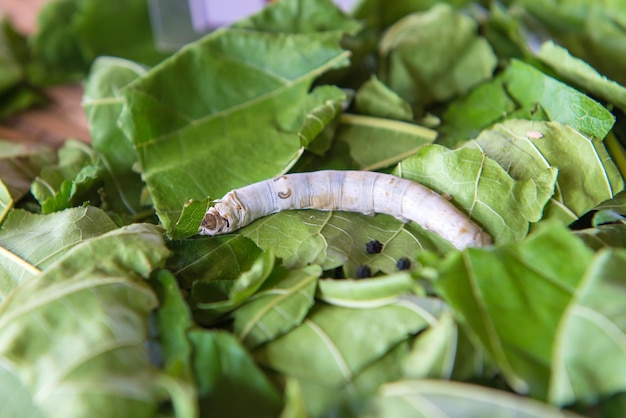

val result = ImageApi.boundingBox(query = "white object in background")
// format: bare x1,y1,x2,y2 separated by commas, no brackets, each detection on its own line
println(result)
199,170,493,250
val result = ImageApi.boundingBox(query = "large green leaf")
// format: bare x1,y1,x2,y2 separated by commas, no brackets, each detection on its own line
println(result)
233,264,321,348
471,120,624,224
0,223,170,418
120,28,350,236
379,4,497,111
0,207,118,302
240,209,446,276
435,222,626,405
83,57,148,217
254,297,445,388
368,380,584,418
438,60,616,147
395,144,557,244
334,114,437,170
189,330,282,418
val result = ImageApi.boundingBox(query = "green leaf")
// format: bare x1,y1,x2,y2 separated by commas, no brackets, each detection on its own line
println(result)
233,264,321,349
28,0,167,85
83,57,148,217
548,248,626,405
234,0,362,34
0,18,27,93
189,329,282,418
168,234,262,290
395,144,557,245
0,140,55,202
369,380,584,418
438,60,616,147
514,0,626,86
192,249,276,317
147,270,198,417
120,28,350,237
279,378,308,418
0,223,170,418
335,114,437,170
402,311,458,380
316,272,415,308
537,41,626,114
240,209,444,276
472,120,624,224
30,140,103,214
433,222,626,404
353,0,471,31
254,297,445,388
0,207,118,302
355,75,414,121
379,4,497,111
576,224,626,251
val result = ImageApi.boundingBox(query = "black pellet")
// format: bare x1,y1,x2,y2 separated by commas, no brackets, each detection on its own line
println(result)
396,257,411,271
365,239,383,254
355,264,372,279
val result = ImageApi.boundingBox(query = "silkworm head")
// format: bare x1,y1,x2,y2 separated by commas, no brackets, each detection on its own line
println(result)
199,207,230,235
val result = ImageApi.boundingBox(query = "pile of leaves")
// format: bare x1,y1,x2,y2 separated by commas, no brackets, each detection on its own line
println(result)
3,0,626,416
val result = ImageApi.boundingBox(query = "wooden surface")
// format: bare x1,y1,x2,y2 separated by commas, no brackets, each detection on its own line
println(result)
0,0,90,146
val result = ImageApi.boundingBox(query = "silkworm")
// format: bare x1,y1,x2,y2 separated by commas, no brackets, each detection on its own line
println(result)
199,170,492,249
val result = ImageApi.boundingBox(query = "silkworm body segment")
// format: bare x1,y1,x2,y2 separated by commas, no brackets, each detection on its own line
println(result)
199,170,492,249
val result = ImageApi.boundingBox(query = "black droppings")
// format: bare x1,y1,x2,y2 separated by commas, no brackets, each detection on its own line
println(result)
396,257,411,271
355,264,371,279
365,239,383,254
333,266,345,279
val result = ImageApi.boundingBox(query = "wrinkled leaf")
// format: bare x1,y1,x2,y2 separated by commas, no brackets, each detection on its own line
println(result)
368,380,584,418
355,75,413,121
233,264,321,348
438,60,616,147
379,4,497,111
254,297,445,388
0,207,118,301
537,41,626,114
83,56,148,216
241,209,446,276
120,28,350,236
316,272,415,308
30,140,103,214
189,329,282,418
335,114,437,170
395,144,557,244
353,0,471,30
0,223,170,418
472,120,624,224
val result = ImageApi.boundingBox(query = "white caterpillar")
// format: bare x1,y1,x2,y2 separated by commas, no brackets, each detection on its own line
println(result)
199,170,492,249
